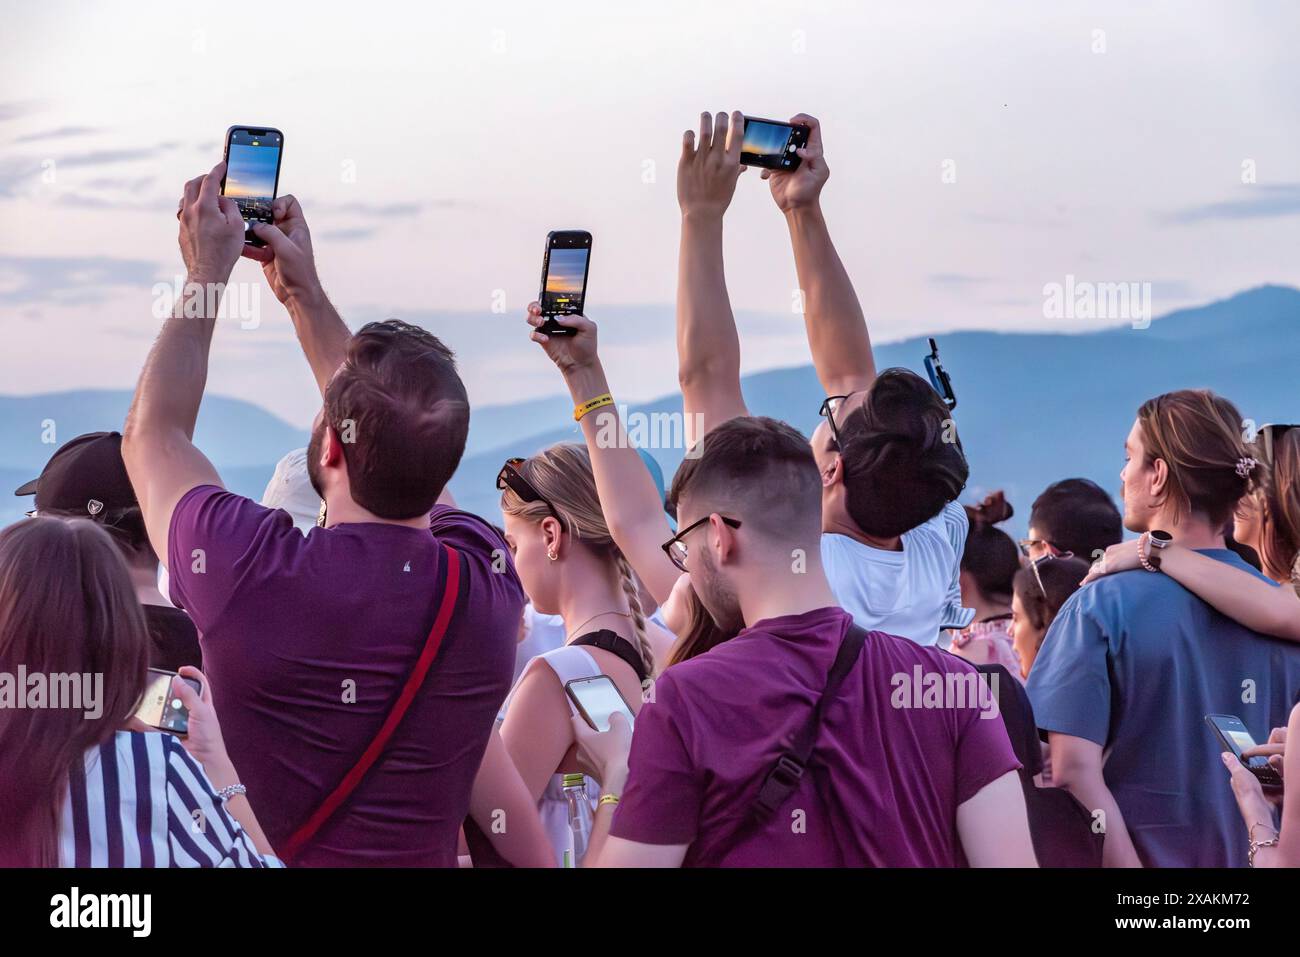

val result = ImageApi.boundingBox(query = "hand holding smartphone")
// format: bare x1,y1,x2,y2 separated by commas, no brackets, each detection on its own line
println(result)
537,230,592,337
136,668,203,735
1206,713,1284,789
565,675,635,732
221,126,284,248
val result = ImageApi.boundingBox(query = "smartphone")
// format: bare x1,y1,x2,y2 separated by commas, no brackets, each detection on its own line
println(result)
565,675,635,733
1206,714,1284,789
136,668,202,735
538,230,592,336
924,337,958,411
221,126,284,248
740,116,809,170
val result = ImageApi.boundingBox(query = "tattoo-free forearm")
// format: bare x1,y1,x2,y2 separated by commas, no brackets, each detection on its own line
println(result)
676,213,745,438
286,289,352,398
785,204,875,395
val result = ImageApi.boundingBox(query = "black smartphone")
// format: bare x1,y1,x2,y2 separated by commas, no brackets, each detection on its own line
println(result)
565,675,635,732
740,116,809,170
1206,714,1284,789
538,230,592,336
136,668,202,735
924,337,958,410
221,126,284,248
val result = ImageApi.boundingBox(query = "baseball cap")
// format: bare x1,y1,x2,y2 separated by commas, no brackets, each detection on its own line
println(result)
14,431,138,518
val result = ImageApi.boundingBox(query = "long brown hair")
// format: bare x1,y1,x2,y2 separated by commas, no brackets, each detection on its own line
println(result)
1249,426,1300,590
501,444,656,678
663,582,732,667
0,518,150,865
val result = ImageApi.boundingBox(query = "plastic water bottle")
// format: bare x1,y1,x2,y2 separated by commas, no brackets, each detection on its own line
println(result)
562,772,593,867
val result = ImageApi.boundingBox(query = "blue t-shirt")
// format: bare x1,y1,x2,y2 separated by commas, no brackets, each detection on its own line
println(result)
1027,549,1300,868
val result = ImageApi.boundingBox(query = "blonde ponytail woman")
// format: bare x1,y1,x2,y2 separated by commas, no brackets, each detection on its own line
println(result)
488,443,673,865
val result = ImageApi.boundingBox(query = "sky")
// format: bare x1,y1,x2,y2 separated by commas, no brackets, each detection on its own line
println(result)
2,0,1299,428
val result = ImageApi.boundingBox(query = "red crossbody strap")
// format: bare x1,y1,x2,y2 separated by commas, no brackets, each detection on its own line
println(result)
279,543,462,863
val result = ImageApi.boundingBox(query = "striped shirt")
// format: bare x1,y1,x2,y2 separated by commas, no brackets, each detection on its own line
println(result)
58,731,283,868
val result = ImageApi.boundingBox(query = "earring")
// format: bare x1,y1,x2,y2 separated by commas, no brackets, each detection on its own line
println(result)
547,550,558,561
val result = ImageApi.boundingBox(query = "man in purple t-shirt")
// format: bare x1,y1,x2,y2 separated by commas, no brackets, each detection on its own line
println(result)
123,170,522,864
576,417,1036,867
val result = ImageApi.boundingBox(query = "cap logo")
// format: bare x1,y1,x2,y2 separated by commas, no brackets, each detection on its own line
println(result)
86,499,104,516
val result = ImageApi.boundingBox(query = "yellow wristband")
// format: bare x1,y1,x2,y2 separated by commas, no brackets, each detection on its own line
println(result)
575,393,614,422
597,793,621,808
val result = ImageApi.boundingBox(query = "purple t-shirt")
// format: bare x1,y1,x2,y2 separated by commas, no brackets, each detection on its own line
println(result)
167,485,522,866
610,606,1020,867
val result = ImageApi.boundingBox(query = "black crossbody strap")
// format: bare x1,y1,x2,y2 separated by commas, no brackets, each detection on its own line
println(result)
751,623,868,820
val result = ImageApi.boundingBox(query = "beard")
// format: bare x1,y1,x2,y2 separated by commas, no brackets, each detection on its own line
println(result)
306,419,326,500
692,545,746,635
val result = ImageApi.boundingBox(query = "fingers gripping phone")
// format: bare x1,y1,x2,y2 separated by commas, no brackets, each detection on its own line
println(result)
221,126,284,248
538,230,592,337
740,116,810,170
565,675,635,732
1206,713,1284,789
136,668,202,735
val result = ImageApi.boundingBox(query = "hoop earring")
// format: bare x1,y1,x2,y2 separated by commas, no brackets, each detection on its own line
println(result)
547,550,558,562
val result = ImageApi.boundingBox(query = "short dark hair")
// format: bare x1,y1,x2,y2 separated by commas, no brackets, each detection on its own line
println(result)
323,320,469,520
668,417,820,540
1029,478,1122,560
1012,555,1090,632
837,369,968,538
961,522,1019,602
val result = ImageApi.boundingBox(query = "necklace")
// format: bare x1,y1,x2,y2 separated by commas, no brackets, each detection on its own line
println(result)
566,610,632,642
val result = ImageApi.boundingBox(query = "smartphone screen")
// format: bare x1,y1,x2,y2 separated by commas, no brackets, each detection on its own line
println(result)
1206,714,1282,784
540,232,591,316
222,127,283,246
741,117,807,170
565,676,635,732
136,669,201,735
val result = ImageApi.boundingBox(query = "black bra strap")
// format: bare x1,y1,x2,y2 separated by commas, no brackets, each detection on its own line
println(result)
572,628,649,684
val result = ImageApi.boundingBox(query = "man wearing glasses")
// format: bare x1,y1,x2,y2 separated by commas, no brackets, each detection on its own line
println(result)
673,111,973,647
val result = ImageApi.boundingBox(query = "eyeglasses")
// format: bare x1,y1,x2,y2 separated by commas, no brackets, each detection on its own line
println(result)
1028,550,1074,598
819,395,850,448
1017,538,1064,560
661,514,742,572
496,457,561,521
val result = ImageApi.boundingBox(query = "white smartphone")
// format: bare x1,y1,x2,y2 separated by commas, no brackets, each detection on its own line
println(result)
565,675,635,732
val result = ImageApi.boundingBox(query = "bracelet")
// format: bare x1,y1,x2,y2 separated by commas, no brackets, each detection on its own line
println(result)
216,783,247,804
575,393,614,422
1249,822,1279,867
1137,533,1161,572
597,793,621,808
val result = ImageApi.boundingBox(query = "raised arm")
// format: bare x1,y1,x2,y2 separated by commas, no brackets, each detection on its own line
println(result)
676,111,749,444
765,114,876,396
1084,538,1300,642
526,306,682,606
122,163,237,565
242,195,352,397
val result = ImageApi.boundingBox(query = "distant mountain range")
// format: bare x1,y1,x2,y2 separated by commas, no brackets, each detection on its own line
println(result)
4,285,1298,535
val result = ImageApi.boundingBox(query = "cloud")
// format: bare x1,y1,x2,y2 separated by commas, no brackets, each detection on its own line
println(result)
317,227,378,241
11,125,101,144
1158,184,1300,225
927,273,991,289
0,255,164,305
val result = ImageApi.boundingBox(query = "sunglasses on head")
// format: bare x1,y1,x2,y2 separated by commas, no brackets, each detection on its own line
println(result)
1028,550,1074,598
496,457,561,521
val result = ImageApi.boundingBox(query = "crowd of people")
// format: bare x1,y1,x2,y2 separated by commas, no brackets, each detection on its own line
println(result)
2,111,1298,868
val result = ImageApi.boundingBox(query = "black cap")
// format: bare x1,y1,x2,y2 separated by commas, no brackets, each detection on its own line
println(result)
14,431,139,518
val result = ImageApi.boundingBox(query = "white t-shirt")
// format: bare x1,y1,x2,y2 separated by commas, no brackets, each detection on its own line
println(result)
821,500,974,645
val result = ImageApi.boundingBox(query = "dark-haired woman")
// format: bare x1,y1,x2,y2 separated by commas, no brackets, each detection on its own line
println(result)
0,518,278,867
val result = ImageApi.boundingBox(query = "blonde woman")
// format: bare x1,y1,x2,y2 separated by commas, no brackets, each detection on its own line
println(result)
488,444,673,865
